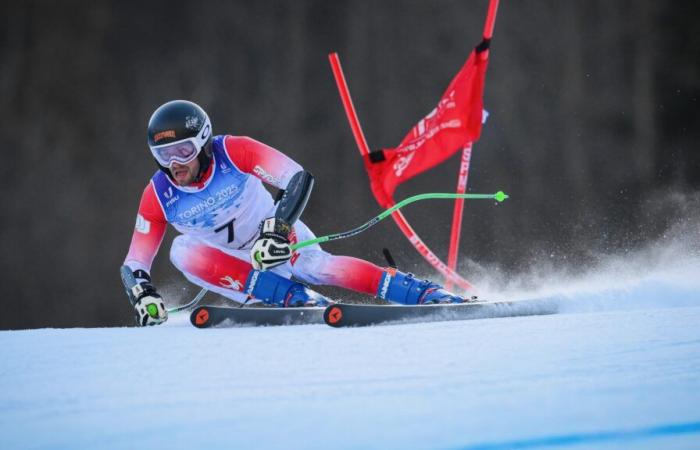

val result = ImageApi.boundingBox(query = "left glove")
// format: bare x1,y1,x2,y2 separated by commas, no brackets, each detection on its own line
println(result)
251,217,293,271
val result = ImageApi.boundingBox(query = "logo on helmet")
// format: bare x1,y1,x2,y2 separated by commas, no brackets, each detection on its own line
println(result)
185,116,201,130
200,124,211,140
154,130,176,143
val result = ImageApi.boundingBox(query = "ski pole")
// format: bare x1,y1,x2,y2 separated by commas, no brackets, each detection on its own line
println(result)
167,288,207,314
290,191,508,252
122,264,208,315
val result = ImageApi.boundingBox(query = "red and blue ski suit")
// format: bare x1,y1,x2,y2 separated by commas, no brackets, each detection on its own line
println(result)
124,135,386,303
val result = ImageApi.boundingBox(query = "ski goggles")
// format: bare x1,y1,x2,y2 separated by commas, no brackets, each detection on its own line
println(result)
149,119,212,167
150,138,201,167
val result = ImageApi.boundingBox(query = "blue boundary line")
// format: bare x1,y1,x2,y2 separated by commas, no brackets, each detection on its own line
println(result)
454,421,700,450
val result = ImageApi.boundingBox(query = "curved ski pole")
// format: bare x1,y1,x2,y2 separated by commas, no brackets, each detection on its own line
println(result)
290,191,508,251
167,287,208,314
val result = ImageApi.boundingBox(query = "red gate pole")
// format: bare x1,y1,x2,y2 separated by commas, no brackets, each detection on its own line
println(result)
445,0,500,289
446,144,472,289
328,53,474,292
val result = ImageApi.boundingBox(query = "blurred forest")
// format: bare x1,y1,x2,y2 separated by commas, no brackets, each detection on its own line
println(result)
1,0,698,328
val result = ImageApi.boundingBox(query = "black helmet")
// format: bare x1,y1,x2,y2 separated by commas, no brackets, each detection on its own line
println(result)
147,100,213,180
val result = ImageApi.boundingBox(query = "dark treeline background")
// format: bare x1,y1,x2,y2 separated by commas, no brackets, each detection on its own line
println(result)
1,1,698,329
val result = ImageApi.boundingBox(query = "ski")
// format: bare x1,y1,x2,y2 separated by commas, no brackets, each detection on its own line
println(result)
323,299,558,327
190,305,326,328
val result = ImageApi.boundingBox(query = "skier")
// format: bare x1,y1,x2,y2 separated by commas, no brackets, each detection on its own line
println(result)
122,100,468,326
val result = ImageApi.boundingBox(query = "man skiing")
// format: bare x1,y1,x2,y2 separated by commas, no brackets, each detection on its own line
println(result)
122,100,468,326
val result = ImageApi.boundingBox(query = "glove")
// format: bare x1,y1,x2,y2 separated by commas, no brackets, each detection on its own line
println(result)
251,217,293,271
131,281,168,327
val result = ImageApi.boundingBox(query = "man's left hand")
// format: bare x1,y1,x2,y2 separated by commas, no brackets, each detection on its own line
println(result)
251,218,293,270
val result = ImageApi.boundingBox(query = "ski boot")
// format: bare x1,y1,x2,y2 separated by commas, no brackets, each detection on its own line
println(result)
377,269,466,305
243,269,330,307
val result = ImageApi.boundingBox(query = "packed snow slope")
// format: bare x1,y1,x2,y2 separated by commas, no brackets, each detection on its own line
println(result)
2,240,700,449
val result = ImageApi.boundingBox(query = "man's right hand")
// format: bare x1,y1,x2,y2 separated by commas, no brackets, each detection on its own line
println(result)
250,217,293,271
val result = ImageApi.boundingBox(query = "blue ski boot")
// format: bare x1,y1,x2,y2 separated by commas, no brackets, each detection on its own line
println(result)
243,270,330,307
376,269,466,305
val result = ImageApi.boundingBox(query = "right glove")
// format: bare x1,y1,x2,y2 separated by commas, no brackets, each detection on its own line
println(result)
132,282,168,327
250,217,293,271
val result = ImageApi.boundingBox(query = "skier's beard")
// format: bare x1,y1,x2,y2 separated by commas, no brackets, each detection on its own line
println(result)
170,159,200,186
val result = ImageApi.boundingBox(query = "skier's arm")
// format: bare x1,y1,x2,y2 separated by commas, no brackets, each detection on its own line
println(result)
122,184,168,326
224,135,304,190
224,135,314,223
124,183,167,276
251,169,314,270
223,136,315,270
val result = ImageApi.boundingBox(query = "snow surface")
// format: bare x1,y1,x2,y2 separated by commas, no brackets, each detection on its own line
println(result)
2,243,700,449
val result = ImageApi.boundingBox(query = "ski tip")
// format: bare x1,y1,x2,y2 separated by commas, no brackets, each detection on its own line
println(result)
324,305,344,327
191,306,211,328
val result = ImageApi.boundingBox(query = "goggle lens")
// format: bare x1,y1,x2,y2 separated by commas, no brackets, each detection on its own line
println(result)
151,140,198,167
